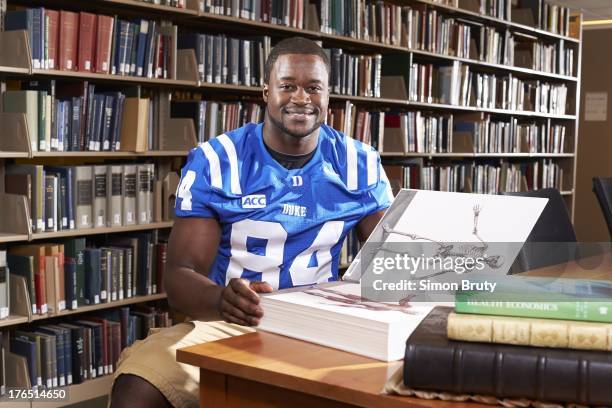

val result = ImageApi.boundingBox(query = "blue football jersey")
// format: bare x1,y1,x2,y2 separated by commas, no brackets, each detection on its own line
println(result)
175,122,393,289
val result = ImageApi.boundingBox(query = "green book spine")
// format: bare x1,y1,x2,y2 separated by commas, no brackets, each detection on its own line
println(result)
455,294,612,323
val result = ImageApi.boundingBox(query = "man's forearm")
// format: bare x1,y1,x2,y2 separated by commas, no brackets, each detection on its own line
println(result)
165,265,224,321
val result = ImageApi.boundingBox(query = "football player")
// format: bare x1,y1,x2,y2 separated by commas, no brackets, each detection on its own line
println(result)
110,36,393,408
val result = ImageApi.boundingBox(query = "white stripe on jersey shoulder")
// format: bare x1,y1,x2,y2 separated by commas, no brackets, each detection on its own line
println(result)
345,134,358,191
365,143,378,186
198,135,242,195
199,141,222,189
216,133,242,195
343,132,380,190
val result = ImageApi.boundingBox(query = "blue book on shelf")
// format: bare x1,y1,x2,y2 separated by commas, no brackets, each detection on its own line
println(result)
10,335,38,388
135,20,149,77
84,248,102,305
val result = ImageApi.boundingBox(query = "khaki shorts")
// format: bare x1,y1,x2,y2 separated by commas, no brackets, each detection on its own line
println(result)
113,321,255,408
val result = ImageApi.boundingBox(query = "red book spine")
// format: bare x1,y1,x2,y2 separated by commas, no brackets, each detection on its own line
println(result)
59,10,79,70
45,10,60,70
156,243,167,293
78,12,97,72
95,15,114,74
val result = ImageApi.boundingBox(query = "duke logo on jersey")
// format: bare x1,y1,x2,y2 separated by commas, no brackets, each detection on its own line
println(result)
175,123,393,290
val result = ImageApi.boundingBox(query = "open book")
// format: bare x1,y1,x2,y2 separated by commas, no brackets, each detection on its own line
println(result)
259,189,548,361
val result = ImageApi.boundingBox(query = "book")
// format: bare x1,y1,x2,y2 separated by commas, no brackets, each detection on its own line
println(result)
64,238,86,307
447,311,612,351
0,251,8,319
92,165,107,228
404,307,612,406
106,165,123,226
455,277,612,323
57,323,84,384
137,163,154,224
59,10,78,71
7,253,37,315
259,281,433,361
10,245,48,315
78,12,97,72
73,166,93,229
122,164,137,225
10,334,39,388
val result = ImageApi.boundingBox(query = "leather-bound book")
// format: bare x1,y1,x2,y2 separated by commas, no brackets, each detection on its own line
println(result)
404,307,612,406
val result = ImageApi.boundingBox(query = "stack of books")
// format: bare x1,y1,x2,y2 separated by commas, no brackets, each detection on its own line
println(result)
402,276,612,405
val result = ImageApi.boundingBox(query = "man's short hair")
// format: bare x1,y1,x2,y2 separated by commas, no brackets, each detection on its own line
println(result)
264,37,331,84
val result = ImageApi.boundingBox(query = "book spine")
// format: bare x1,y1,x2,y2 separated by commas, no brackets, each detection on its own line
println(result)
46,10,59,69
59,11,78,70
404,336,612,405
447,312,612,351
78,12,96,72
455,295,612,323
95,15,114,74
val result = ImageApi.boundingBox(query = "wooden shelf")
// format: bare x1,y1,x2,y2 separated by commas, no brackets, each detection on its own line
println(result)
409,48,578,82
380,152,575,158
30,374,113,408
407,101,576,119
30,221,173,241
32,150,187,158
0,315,29,328
0,232,30,244
0,65,30,75
31,68,197,87
0,151,30,158
101,0,198,16
30,293,167,322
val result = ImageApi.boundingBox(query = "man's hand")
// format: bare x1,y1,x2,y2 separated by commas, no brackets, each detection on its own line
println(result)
218,278,273,326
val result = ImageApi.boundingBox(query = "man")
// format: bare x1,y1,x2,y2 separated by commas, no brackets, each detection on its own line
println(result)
110,37,393,408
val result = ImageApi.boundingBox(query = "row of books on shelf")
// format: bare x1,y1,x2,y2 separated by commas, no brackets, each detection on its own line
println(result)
139,0,187,8
2,304,171,392
201,0,315,28
3,163,174,233
178,33,271,87
3,8,177,79
383,159,566,195
0,2,577,86
173,98,263,144
0,82,267,151
3,82,128,153
0,232,167,319
319,0,570,45
328,103,569,154
405,6,575,76
405,61,570,114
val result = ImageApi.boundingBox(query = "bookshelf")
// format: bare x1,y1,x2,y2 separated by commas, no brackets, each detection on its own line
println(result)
0,0,582,405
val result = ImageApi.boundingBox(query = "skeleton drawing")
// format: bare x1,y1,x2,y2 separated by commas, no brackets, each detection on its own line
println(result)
377,204,504,278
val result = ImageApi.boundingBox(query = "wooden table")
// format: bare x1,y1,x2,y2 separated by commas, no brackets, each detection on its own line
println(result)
177,331,486,408
177,255,612,407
